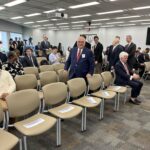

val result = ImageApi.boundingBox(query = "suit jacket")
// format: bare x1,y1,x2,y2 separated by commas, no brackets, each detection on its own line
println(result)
114,61,133,86
0,52,7,63
108,44,124,68
125,43,136,68
94,42,103,63
73,41,91,50
22,56,39,67
64,47,94,79
40,41,51,50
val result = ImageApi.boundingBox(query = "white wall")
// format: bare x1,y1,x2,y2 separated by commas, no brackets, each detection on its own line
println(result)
29,25,150,52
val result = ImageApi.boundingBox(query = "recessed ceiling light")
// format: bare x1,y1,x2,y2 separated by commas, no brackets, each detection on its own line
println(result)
69,1,99,9
85,26,97,29
38,27,46,30
91,23,101,26
107,21,124,24
36,20,49,23
56,23,69,25
92,18,110,22
129,19,150,22
116,15,140,19
109,0,117,1
44,8,65,13
72,28,83,30
51,19,58,21
97,10,124,15
43,24,53,26
11,16,24,20
25,13,41,17
0,6,5,10
133,6,150,10
24,22,34,24
59,26,70,28
141,22,150,25
71,21,86,24
72,25,84,27
32,25,41,27
71,14,91,19
4,0,26,7
101,25,115,28
118,24,136,27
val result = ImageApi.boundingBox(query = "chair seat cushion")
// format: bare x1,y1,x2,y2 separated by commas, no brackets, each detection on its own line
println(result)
91,90,116,99
14,113,56,136
0,129,19,150
49,103,82,119
106,86,127,93
73,96,101,108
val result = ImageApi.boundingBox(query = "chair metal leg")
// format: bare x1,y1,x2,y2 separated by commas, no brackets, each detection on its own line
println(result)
124,92,127,104
102,98,104,119
5,110,9,130
81,107,87,131
19,139,23,150
23,136,27,150
114,95,117,111
56,118,61,146
3,112,6,129
99,99,103,120
84,107,87,131
117,93,120,111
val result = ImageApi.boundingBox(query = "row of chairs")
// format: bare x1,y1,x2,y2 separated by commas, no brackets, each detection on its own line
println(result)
142,62,150,80
0,71,128,150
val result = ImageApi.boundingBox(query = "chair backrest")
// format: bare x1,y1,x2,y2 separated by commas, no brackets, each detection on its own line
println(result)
39,71,58,87
39,65,54,72
57,69,68,83
101,71,113,87
15,74,37,90
52,63,65,72
0,105,4,123
87,74,103,91
43,82,67,105
24,67,39,78
144,62,150,71
6,89,40,118
37,57,47,66
67,78,86,98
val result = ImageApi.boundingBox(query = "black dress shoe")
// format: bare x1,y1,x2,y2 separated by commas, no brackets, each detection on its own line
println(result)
129,99,140,105
135,99,141,103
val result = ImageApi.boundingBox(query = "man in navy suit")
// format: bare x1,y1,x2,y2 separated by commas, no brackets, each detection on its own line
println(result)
115,52,143,105
107,36,124,70
64,36,94,79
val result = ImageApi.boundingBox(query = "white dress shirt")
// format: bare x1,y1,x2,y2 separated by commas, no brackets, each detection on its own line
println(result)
0,70,16,98
49,53,60,64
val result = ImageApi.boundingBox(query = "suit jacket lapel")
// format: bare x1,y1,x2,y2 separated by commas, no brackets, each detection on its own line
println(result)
78,48,85,62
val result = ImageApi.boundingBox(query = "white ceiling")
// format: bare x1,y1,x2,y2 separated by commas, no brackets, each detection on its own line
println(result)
0,0,150,30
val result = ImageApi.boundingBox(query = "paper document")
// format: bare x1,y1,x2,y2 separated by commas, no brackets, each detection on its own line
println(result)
87,97,97,104
23,118,45,128
59,106,74,113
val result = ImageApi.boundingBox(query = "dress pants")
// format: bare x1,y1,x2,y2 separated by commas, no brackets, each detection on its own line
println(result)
94,63,102,73
126,79,143,98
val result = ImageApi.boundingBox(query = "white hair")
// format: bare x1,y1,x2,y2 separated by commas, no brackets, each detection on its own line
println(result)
119,51,128,59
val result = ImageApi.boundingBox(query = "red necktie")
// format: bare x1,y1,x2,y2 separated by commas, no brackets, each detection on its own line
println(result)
77,49,82,62
124,63,129,75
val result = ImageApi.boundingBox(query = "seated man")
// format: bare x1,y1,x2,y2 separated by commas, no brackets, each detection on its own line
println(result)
0,62,16,110
115,52,143,105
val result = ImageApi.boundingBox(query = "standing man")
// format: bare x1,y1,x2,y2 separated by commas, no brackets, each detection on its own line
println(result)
107,36,124,70
64,36,94,79
41,35,51,57
93,35,103,73
115,52,143,105
125,35,136,70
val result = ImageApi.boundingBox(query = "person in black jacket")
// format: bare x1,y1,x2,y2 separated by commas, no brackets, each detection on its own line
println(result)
125,35,136,70
107,36,124,70
22,47,39,68
93,35,103,73
115,52,143,105
73,34,91,50
0,41,7,63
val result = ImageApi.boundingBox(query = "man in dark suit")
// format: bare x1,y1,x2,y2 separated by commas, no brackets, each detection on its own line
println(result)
93,35,103,73
0,41,7,63
64,36,94,79
115,52,143,105
73,34,91,50
22,47,39,67
125,35,136,70
107,36,124,70
40,35,51,57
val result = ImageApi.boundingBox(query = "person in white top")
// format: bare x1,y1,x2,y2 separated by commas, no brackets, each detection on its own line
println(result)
49,46,61,64
0,62,16,100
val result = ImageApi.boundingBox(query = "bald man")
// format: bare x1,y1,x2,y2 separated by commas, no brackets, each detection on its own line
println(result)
64,36,94,79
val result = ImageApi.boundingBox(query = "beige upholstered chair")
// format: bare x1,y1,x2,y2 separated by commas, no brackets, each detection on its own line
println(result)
143,62,150,80
42,82,83,146
24,67,39,78
52,63,65,72
67,78,101,130
57,69,68,83
37,57,47,66
39,65,54,72
0,105,19,150
15,74,38,91
6,89,56,150
101,71,127,110
87,74,116,119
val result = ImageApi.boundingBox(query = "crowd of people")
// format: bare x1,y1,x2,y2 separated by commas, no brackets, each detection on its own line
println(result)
0,34,150,106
